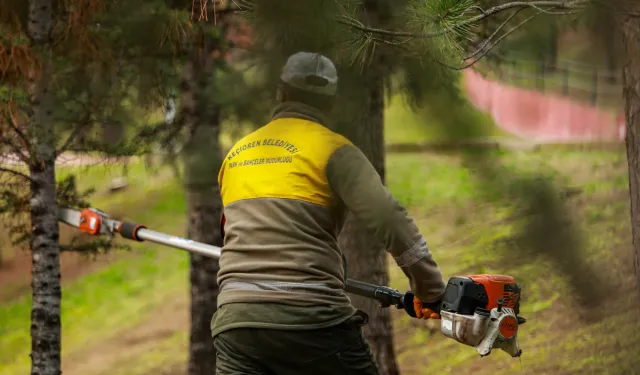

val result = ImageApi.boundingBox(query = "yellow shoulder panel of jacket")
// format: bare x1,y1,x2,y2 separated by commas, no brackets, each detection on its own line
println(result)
218,117,352,207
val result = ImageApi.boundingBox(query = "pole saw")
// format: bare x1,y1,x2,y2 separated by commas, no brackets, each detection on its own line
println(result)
59,207,526,358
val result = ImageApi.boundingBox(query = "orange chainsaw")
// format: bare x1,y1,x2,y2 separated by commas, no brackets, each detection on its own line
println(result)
59,207,525,358
346,275,525,357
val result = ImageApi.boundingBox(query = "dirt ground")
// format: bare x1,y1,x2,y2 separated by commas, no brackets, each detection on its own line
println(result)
61,293,189,375
0,217,129,302
0,152,143,302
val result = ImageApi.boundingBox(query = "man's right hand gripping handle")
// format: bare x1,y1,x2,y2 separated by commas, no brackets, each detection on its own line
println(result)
402,291,442,319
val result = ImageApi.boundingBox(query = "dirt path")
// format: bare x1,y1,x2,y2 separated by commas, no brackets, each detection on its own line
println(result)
0,249,122,302
0,155,172,304
61,293,189,375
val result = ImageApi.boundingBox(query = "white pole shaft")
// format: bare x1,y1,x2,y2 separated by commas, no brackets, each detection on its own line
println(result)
135,228,222,259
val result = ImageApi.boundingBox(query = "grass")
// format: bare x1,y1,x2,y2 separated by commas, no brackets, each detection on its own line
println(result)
3,146,637,375
0,166,190,374
386,149,640,375
384,91,504,145
2,92,639,375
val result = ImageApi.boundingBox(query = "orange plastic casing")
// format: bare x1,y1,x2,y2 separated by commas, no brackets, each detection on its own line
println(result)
79,208,102,235
468,274,519,310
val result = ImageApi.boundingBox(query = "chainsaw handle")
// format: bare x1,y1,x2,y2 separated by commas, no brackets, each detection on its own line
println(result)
402,291,442,318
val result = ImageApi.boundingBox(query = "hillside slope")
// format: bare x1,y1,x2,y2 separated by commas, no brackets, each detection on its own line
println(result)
386,150,640,374
1,99,639,375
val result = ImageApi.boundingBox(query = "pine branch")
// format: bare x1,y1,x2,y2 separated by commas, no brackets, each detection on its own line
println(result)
4,102,31,150
466,8,525,61
340,0,589,39
56,123,85,156
0,136,30,164
0,166,34,183
442,9,546,71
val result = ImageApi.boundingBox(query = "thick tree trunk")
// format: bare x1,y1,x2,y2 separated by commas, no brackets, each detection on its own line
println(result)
621,15,640,293
342,74,399,375
29,162,60,375
26,1,61,375
337,61,400,375
180,43,223,375
185,167,222,375
333,2,400,374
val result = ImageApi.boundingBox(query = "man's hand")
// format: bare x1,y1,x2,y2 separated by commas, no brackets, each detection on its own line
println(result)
413,297,441,320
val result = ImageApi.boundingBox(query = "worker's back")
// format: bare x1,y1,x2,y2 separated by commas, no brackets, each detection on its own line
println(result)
217,112,354,310
212,52,444,375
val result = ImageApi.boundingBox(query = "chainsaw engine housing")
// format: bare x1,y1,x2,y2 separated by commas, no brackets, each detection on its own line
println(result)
439,274,523,357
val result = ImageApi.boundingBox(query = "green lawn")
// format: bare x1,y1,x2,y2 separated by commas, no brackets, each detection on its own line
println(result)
384,91,503,144
1,94,638,375
0,164,191,374
387,149,640,374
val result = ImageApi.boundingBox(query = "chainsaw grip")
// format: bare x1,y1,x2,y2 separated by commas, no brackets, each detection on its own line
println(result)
119,221,147,241
403,292,417,317
403,291,442,318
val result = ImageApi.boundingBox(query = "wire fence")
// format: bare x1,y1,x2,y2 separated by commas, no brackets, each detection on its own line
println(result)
475,56,624,110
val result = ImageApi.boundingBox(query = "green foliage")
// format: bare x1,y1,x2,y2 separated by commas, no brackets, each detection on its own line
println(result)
0,173,124,253
2,147,635,375
0,187,29,246
408,0,475,43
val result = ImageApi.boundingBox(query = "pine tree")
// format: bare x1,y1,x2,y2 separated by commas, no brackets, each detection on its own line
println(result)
24,2,60,374
179,19,226,375
133,3,269,373
0,1,209,373
619,1,640,295
179,13,270,372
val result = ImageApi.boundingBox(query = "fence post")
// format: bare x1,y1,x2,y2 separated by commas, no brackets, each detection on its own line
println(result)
537,61,545,92
562,63,569,96
590,69,598,106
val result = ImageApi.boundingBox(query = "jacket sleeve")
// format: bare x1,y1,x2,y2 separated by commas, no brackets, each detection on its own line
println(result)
325,144,446,303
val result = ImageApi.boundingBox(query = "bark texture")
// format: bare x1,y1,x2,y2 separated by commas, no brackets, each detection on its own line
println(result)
180,36,224,375
338,71,399,375
27,1,60,375
621,14,640,293
336,2,399,368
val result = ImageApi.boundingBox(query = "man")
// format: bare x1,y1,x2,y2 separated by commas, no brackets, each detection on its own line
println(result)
212,52,446,375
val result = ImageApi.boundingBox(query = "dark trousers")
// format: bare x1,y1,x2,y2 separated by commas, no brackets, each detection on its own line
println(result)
214,312,381,375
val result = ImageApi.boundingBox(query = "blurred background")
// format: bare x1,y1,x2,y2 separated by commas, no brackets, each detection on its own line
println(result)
1,1,640,375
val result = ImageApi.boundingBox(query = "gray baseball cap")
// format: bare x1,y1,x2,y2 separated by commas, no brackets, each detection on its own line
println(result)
280,52,338,96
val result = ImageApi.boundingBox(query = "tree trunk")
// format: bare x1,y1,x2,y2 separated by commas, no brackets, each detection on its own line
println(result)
333,2,400,374
26,1,60,375
621,15,640,293
180,39,223,375
29,160,60,375
336,55,400,375
340,72,399,375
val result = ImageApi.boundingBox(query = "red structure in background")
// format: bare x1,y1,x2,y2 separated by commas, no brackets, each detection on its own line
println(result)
463,69,626,142
220,13,627,144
